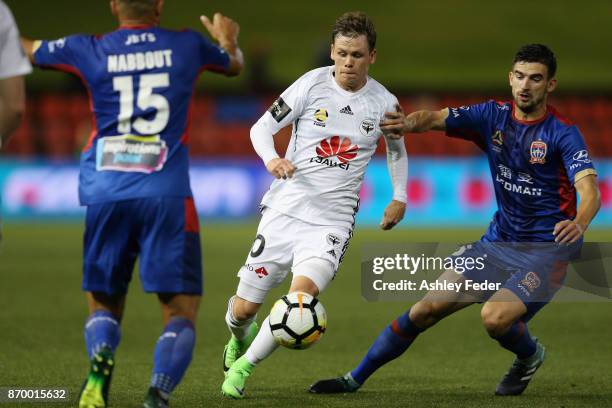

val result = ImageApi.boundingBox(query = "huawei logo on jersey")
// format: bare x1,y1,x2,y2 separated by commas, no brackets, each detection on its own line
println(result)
315,136,359,164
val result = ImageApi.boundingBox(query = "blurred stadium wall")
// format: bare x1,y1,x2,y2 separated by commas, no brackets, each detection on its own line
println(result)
2,0,611,227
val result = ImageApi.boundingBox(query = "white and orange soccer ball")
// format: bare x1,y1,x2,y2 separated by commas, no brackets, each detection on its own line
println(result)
268,292,327,350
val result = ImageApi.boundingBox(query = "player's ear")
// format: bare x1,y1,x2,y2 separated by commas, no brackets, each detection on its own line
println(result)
508,71,513,87
547,78,557,93
329,43,335,62
156,0,164,16
369,48,377,64
109,0,118,17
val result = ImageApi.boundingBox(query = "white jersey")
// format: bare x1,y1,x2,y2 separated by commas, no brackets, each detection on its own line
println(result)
258,66,399,230
0,1,31,79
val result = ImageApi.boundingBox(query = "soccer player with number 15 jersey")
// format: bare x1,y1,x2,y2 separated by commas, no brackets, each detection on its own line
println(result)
21,0,243,406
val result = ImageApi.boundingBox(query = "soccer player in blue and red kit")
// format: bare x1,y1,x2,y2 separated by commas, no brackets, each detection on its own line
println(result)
21,1,243,406
310,44,601,396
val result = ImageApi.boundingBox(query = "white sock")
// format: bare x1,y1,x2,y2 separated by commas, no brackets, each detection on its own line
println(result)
225,296,256,341
244,316,278,365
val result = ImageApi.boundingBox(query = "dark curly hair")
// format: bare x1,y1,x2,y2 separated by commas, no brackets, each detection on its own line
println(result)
513,44,557,78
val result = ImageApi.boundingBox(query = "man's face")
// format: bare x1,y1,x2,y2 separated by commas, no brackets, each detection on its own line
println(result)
330,34,376,91
509,61,557,113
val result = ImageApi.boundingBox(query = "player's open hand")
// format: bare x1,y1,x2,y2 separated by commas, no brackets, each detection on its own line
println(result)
266,158,296,180
200,13,240,50
553,219,585,243
380,104,405,139
380,200,406,230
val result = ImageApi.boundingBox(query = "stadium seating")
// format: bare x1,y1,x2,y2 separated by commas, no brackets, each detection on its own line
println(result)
3,94,612,158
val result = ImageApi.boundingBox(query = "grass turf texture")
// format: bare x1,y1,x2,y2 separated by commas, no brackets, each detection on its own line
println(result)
0,223,610,407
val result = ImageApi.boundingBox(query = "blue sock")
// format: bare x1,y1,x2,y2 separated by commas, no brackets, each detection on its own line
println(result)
491,320,536,359
351,310,424,385
84,310,121,359
150,317,196,395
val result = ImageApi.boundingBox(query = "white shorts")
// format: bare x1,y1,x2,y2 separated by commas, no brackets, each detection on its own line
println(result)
237,207,351,301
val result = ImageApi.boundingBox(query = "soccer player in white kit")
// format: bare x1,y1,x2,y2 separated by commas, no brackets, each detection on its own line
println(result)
0,0,31,242
0,0,30,149
221,12,408,398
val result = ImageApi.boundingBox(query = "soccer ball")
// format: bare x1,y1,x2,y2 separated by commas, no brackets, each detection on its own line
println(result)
268,292,327,350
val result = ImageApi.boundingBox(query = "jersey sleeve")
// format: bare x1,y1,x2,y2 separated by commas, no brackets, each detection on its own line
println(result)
193,31,230,73
558,126,597,183
33,34,90,75
444,101,493,151
259,70,313,134
0,2,32,78
384,93,400,116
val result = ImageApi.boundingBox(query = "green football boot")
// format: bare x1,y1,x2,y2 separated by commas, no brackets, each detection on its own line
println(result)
221,356,255,399
78,347,115,408
223,322,259,373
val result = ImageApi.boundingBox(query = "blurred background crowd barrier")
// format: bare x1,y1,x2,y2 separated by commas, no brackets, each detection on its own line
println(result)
2,0,610,227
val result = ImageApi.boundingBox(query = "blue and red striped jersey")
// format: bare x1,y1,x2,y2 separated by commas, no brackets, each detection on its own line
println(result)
446,100,597,242
33,25,229,204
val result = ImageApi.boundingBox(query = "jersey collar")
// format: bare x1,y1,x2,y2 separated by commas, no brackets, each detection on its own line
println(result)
119,24,156,30
511,101,551,125
329,66,371,98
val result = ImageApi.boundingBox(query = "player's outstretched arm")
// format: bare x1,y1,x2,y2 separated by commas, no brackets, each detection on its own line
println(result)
553,174,601,243
380,133,407,230
381,107,449,138
200,13,243,76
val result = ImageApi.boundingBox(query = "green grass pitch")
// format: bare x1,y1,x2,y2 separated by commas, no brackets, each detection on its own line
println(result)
0,223,610,407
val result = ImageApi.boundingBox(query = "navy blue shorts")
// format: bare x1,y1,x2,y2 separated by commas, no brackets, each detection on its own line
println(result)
83,197,202,295
454,240,578,322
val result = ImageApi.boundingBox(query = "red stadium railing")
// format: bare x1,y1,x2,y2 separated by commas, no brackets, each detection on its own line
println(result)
4,94,612,157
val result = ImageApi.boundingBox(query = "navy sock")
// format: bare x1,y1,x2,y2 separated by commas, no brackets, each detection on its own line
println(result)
150,317,196,395
84,310,121,359
491,320,536,359
351,310,424,385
